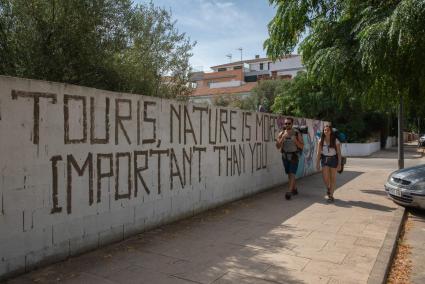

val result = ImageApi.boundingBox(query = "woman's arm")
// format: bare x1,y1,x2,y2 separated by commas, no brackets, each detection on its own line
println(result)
316,140,322,170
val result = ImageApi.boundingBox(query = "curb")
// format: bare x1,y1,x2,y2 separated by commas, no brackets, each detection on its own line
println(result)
367,206,407,284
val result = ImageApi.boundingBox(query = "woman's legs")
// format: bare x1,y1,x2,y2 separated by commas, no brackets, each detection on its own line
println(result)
329,167,337,198
321,166,330,195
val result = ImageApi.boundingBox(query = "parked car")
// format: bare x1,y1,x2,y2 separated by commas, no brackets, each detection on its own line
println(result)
385,164,425,209
418,135,425,147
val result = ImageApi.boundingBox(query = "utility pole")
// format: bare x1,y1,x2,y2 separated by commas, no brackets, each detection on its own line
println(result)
398,94,404,169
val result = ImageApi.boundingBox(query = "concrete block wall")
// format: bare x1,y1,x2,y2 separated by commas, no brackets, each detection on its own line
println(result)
0,75,325,280
341,142,381,157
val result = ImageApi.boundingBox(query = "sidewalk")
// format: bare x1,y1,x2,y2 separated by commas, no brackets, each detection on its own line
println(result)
5,146,425,284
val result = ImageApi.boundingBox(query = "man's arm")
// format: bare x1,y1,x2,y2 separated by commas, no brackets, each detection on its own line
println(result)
276,131,284,149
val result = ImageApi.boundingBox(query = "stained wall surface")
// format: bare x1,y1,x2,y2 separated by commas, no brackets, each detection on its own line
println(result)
0,76,324,279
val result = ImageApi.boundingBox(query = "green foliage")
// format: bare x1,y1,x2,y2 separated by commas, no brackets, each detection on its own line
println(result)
212,94,256,111
251,79,288,112
0,0,195,98
265,0,425,115
271,72,387,142
271,72,334,119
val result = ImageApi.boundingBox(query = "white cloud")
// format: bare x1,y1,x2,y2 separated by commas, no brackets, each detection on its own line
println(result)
176,0,249,36
136,0,276,70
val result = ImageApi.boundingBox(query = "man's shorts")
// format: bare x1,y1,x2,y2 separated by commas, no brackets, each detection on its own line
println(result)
282,153,298,174
321,155,338,168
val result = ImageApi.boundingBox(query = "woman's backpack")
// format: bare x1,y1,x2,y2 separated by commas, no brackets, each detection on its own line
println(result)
332,128,347,174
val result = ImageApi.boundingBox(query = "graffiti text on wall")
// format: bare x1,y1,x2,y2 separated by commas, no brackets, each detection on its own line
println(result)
11,90,279,214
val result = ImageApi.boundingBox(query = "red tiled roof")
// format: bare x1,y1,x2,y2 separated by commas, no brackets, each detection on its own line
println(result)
190,82,257,97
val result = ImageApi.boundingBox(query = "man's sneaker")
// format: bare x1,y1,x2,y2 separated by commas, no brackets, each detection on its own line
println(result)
292,188,298,195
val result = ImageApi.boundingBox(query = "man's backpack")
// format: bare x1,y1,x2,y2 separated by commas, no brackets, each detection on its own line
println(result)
333,128,347,143
293,125,308,135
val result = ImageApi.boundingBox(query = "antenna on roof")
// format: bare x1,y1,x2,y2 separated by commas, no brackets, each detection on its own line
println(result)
226,54,232,63
236,47,243,62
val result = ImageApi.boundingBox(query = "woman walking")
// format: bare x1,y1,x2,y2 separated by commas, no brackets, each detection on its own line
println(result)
316,125,342,201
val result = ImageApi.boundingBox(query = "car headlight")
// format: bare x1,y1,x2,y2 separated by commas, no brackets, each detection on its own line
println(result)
412,181,425,191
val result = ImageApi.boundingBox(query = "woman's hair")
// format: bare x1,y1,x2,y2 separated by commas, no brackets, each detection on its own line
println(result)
319,125,337,149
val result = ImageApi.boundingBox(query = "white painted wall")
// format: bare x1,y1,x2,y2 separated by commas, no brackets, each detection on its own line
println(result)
209,80,243,88
270,56,304,72
386,136,397,149
249,61,270,71
0,76,325,280
341,142,381,157
248,57,305,77
276,70,302,78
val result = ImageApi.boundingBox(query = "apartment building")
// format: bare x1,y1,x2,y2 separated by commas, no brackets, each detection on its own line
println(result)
189,54,305,105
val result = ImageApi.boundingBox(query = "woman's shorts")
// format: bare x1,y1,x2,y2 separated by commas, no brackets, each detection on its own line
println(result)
321,155,338,168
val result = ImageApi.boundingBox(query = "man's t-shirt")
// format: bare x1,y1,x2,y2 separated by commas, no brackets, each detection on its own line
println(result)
282,129,300,153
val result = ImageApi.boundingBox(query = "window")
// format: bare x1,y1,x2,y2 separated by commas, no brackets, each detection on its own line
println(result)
245,75,257,82
259,63,264,70
233,66,242,70
268,62,271,70
218,67,227,72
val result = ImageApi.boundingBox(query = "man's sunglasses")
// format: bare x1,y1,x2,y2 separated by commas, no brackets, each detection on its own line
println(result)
284,123,292,125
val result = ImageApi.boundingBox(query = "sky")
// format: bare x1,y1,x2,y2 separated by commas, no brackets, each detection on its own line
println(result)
136,0,277,72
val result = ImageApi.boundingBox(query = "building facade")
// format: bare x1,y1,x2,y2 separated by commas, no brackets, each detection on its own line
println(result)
189,55,305,105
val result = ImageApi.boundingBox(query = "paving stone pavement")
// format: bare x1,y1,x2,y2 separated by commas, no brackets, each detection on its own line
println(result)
4,146,425,284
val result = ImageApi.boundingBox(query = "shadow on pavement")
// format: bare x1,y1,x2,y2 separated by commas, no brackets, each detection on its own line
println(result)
407,207,425,218
330,200,395,212
6,170,391,284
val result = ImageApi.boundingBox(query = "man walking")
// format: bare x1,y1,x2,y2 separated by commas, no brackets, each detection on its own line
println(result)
276,117,304,198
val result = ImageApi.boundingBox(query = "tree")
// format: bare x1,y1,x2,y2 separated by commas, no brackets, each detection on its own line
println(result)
212,94,256,111
265,0,425,109
0,0,195,98
251,79,288,112
265,0,425,167
272,72,387,142
271,72,333,118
